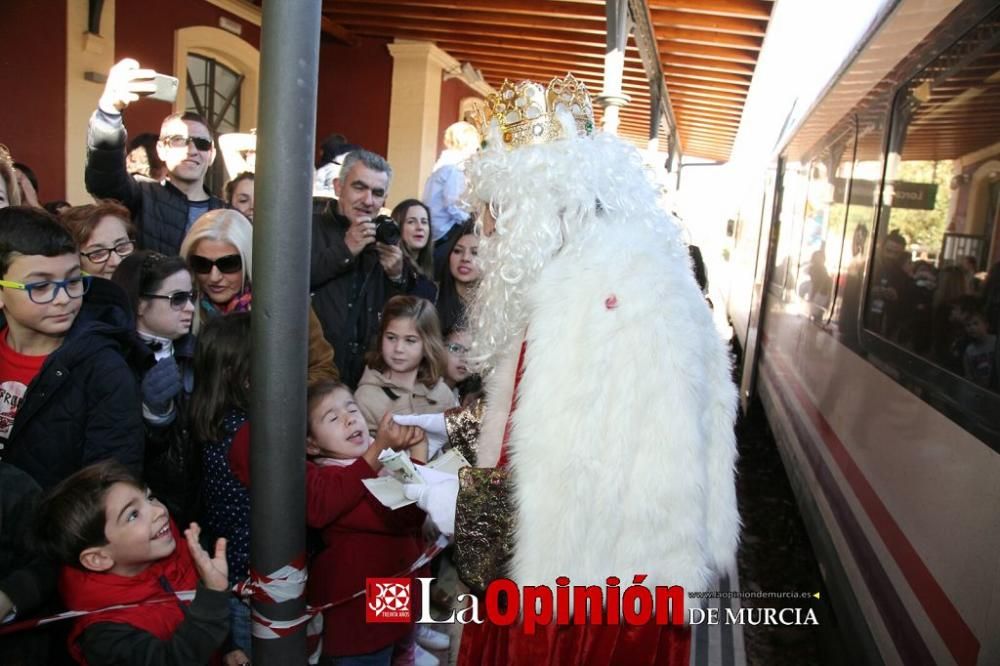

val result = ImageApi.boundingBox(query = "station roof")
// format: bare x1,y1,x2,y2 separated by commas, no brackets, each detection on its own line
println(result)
314,0,776,162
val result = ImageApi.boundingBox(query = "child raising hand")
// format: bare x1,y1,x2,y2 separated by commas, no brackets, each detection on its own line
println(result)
35,462,239,665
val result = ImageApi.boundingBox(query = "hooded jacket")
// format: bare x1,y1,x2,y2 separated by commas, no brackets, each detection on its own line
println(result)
3,278,144,489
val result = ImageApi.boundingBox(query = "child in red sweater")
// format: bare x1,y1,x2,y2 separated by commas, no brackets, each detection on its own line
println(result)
304,380,428,665
34,460,241,665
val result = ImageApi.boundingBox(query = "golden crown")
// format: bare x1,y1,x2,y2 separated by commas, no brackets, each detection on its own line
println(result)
477,74,595,148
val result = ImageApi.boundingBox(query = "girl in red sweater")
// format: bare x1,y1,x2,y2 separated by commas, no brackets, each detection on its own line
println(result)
304,380,428,665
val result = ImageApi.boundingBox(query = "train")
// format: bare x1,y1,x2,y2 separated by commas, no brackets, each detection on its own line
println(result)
721,0,1000,664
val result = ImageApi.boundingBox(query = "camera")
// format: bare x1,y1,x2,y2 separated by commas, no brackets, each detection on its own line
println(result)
372,214,400,246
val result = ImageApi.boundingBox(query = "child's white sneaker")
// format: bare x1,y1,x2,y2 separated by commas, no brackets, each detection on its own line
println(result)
414,642,441,666
416,624,451,651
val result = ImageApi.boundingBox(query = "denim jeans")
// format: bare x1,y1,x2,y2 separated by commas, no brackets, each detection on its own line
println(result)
228,596,253,656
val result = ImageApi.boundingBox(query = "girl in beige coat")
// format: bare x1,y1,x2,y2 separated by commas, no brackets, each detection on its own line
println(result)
355,296,457,460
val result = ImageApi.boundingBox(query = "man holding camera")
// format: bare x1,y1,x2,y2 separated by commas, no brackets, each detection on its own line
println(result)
85,59,224,255
310,149,413,388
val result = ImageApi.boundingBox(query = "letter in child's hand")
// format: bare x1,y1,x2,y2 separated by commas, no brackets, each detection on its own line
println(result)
185,522,230,593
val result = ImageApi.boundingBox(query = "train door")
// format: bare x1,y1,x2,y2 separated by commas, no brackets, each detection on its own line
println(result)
738,158,783,411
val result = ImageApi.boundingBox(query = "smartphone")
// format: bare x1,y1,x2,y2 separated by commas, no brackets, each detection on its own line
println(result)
140,73,179,103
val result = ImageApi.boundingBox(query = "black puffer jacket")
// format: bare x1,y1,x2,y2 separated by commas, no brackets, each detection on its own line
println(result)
4,279,144,489
85,109,225,255
310,199,413,388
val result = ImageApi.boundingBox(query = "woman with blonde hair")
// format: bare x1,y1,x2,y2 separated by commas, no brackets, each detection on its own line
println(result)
424,121,480,268
180,209,337,385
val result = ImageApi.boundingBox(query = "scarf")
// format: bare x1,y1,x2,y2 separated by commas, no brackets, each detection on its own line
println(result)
138,331,174,361
200,284,253,318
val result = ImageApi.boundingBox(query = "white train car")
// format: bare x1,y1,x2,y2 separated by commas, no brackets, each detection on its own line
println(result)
724,0,1000,664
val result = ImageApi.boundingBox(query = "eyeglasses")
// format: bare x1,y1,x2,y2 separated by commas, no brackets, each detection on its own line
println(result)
161,135,213,152
0,275,92,304
142,290,196,310
188,254,243,275
446,342,469,355
80,240,135,264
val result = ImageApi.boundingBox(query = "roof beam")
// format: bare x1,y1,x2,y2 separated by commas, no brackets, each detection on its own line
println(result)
335,15,607,48
324,0,604,20
325,2,606,34
663,68,751,87
646,0,773,21
320,16,357,45
434,39,643,65
661,44,758,64
664,76,749,95
658,54,755,76
649,8,766,36
656,26,762,50
449,53,651,85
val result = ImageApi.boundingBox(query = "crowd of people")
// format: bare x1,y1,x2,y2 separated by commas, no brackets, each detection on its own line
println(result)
861,229,1000,388
0,57,483,666
0,61,739,666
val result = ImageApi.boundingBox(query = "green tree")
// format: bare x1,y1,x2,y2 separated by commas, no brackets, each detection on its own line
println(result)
885,160,953,256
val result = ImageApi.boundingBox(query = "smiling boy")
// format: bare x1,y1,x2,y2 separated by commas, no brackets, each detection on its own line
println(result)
35,461,233,665
0,207,142,488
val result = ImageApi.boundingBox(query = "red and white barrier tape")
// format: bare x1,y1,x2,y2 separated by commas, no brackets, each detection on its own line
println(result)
0,535,449,639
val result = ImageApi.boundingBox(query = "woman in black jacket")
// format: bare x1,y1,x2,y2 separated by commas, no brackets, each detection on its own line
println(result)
112,251,200,525
435,220,480,334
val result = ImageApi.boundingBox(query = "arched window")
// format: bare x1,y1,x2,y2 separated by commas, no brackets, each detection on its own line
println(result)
173,26,260,195
186,54,243,135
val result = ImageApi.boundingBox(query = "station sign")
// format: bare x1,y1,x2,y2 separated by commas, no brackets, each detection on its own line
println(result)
833,178,937,210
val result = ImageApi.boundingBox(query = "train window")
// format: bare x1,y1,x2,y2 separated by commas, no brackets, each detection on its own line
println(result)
794,126,857,326
833,124,882,350
861,9,1000,440
769,164,809,298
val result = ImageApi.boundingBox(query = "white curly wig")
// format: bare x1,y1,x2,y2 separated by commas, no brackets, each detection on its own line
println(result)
465,109,685,372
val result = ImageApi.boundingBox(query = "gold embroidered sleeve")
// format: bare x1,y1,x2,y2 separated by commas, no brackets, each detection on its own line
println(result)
453,466,514,594
444,400,484,466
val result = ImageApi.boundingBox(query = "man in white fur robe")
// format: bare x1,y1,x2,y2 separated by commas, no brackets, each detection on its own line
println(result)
400,75,739,665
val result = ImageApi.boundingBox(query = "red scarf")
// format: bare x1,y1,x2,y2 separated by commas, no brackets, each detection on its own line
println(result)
60,521,199,664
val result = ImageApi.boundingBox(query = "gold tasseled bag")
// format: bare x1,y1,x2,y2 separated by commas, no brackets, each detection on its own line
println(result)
453,466,514,594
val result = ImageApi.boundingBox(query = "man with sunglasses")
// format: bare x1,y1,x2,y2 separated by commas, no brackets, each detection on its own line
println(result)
0,207,143,490
85,58,224,256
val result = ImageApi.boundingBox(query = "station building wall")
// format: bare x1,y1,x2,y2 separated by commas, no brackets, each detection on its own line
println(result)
0,0,395,202
0,1,69,202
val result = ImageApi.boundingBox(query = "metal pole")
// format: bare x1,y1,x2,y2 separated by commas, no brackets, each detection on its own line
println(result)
250,1,321,662
598,0,630,135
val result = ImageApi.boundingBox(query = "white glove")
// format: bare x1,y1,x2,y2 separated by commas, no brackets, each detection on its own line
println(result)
403,471,459,537
393,412,448,459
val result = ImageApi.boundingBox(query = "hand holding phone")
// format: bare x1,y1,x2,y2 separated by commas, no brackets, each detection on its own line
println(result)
99,59,176,113
142,73,179,103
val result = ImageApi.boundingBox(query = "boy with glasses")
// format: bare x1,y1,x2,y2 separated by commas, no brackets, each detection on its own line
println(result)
0,207,143,489
85,58,225,255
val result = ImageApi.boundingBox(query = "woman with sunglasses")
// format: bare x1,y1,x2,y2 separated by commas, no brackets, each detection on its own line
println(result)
180,209,338,385
59,201,136,279
112,251,200,525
